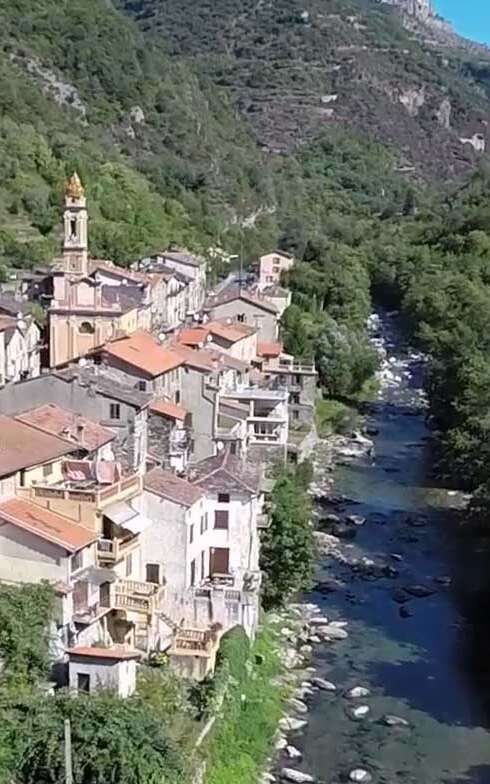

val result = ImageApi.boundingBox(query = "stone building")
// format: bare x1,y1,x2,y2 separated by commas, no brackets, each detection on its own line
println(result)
138,248,207,316
204,283,279,342
0,367,151,474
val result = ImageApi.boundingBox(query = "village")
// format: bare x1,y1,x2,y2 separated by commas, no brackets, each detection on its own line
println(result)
0,173,318,696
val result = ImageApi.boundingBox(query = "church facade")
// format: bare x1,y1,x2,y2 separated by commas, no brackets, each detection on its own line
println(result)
49,174,150,367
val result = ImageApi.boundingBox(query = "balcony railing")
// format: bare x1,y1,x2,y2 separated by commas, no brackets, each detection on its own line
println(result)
29,474,142,507
96,536,138,564
171,628,216,656
112,579,164,615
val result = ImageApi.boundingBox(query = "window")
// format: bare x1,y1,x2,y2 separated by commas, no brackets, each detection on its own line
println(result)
175,390,181,404
110,403,120,420
79,321,95,334
291,393,300,405
189,524,194,544
70,218,77,239
218,493,230,504
146,563,160,584
190,559,196,586
77,673,90,693
210,547,230,576
42,463,53,479
200,515,205,535
189,439,195,454
137,380,147,392
125,553,133,577
230,442,237,455
293,410,300,421
70,551,83,573
237,313,245,323
214,510,229,530
201,550,206,579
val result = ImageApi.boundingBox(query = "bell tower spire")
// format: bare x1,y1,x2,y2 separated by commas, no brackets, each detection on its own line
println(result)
63,172,88,277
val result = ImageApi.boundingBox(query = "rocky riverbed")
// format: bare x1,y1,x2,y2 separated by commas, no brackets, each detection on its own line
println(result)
264,312,490,784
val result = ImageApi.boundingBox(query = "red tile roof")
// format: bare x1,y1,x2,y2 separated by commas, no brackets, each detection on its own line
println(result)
144,467,203,507
189,450,261,494
102,332,183,377
170,342,220,372
204,284,278,314
0,498,96,553
149,400,188,421
0,415,76,476
178,327,210,347
177,320,256,348
257,341,283,358
67,646,141,660
15,404,113,452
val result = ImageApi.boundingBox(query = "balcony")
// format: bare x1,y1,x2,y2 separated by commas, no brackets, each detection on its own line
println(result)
170,628,218,658
112,579,164,615
29,473,142,506
96,536,139,565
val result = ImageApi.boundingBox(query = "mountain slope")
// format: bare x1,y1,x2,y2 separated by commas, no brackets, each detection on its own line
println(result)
121,0,490,180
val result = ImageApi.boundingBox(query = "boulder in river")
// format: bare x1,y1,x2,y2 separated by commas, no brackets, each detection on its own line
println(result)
346,514,366,526
349,769,372,783
382,714,410,727
289,697,308,715
405,584,436,598
399,606,412,619
281,769,315,784
345,686,371,699
286,745,302,760
346,704,371,720
434,576,452,587
312,677,336,691
279,717,307,732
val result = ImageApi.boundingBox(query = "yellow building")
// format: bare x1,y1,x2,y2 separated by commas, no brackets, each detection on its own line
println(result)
49,174,150,367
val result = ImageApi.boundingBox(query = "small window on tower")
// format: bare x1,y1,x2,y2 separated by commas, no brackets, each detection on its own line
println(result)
79,322,95,334
70,218,77,239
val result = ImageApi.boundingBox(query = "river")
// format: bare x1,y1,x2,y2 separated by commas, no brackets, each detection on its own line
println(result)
294,313,490,784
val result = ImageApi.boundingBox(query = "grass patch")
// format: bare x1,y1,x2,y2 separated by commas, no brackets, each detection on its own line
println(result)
315,397,357,436
204,620,288,784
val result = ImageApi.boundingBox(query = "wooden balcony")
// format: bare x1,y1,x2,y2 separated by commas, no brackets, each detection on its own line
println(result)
27,474,142,507
170,628,218,658
96,536,139,565
112,579,164,615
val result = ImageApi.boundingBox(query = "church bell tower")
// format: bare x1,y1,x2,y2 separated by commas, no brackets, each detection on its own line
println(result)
63,172,88,277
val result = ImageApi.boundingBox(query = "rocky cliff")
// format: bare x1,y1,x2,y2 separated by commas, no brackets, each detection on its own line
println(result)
122,0,490,180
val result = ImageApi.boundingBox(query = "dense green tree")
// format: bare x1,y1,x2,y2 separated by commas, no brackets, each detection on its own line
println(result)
260,466,314,609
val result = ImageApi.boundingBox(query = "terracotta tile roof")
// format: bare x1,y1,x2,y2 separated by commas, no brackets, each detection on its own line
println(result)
150,400,188,421
177,321,256,349
144,467,203,507
67,646,141,660
0,415,76,475
169,342,220,372
258,341,283,358
178,327,210,347
204,284,278,314
102,332,183,377
189,450,261,495
15,404,113,452
206,320,257,343
0,498,96,552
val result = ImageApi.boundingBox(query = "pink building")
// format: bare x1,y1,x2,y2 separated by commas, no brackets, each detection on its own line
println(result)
258,250,294,290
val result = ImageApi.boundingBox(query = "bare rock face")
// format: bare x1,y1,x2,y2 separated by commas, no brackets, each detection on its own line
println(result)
436,98,452,129
398,87,425,117
380,0,433,23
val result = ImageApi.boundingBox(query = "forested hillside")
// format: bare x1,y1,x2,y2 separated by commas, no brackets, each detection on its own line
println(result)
2,0,490,503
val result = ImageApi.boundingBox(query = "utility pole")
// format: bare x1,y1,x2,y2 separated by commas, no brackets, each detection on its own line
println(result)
64,718,73,784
